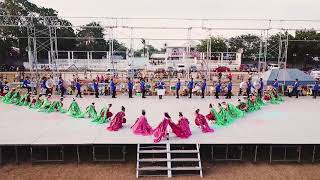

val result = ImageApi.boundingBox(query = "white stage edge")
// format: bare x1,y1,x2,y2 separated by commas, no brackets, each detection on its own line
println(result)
0,96,319,145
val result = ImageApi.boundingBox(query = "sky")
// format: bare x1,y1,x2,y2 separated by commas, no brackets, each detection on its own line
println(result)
28,0,320,49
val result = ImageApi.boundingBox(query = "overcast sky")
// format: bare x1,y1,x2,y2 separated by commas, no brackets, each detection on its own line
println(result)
29,0,320,48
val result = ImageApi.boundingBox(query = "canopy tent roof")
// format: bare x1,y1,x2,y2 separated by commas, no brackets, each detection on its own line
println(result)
259,68,316,86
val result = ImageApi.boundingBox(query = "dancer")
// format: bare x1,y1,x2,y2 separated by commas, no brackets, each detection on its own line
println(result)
236,99,247,112
206,104,215,122
37,94,52,112
246,78,252,96
258,78,264,97
168,112,192,139
128,78,133,98
246,94,260,111
215,80,221,99
157,78,165,99
194,109,214,133
93,79,99,98
8,90,21,104
140,78,146,98
23,76,31,93
256,93,266,106
176,78,181,98
41,77,47,96
153,112,171,143
273,79,279,92
188,78,194,98
16,92,31,106
107,106,126,131
93,104,113,124
81,102,98,119
131,110,153,136
29,94,43,109
222,101,244,119
47,97,66,113
110,78,116,98
58,77,65,98
217,103,234,126
67,98,83,118
293,79,299,98
226,79,232,99
201,79,207,98
75,79,82,98
208,104,224,126
313,80,319,99
2,88,15,104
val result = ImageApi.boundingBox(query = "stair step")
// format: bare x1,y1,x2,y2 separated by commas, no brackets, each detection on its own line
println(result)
139,158,168,162
171,158,199,162
138,166,169,171
138,150,168,153
170,150,198,153
138,158,199,162
138,166,202,171
171,167,202,171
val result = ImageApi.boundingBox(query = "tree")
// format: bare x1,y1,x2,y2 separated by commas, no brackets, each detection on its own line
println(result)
77,22,107,51
229,34,261,60
288,30,320,66
196,37,227,52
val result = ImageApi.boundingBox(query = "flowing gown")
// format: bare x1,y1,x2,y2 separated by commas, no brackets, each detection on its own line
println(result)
169,117,192,139
107,111,126,131
80,104,98,119
153,118,170,143
194,113,214,133
67,101,83,118
131,115,153,136
93,107,113,124
46,101,66,113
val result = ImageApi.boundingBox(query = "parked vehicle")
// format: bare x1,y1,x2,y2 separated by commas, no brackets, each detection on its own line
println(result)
155,68,166,74
127,68,140,78
268,63,280,70
215,66,230,72
310,69,320,80
177,64,186,73
106,68,118,76
189,65,197,72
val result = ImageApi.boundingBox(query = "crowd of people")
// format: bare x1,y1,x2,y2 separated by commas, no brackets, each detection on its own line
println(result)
1,80,288,143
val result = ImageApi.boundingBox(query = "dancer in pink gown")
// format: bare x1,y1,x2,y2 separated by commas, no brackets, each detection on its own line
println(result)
153,113,171,143
169,112,192,139
131,110,153,136
106,106,126,131
194,109,214,133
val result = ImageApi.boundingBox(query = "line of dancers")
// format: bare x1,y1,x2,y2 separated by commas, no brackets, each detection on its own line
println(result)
1,85,284,143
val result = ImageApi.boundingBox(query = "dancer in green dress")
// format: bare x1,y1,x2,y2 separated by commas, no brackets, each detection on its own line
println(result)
92,104,113,124
208,104,222,124
6,90,21,104
16,93,31,106
46,97,66,113
37,94,52,112
67,98,83,118
2,89,15,103
217,103,235,126
29,94,43,109
80,102,98,119
224,101,244,118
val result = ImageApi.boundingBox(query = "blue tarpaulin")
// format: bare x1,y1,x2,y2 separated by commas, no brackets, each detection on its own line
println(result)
260,69,316,86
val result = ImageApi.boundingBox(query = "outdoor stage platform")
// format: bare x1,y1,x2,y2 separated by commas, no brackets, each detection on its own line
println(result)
0,96,319,145
0,96,320,166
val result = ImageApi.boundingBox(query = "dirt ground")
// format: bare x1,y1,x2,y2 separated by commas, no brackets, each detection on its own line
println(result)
1,162,320,180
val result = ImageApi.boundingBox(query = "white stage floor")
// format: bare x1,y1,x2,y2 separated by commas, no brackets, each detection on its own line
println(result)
0,95,319,145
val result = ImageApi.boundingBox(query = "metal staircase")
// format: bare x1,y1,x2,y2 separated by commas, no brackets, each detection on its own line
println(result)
136,144,203,178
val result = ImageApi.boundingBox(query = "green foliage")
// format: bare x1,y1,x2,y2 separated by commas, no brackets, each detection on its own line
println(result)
196,37,227,52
